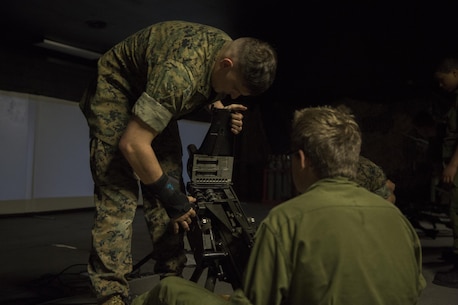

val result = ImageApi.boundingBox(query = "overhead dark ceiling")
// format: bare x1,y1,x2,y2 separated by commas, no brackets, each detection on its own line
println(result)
3,1,454,69
2,0,243,57
3,0,458,103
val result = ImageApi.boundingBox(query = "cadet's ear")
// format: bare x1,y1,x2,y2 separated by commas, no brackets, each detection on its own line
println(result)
297,149,308,170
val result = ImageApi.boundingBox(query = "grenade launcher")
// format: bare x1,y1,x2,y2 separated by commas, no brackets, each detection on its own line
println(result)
186,108,257,291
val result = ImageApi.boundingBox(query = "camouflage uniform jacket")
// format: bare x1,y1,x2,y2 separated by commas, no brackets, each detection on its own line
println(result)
80,20,231,146
442,97,458,161
355,155,391,200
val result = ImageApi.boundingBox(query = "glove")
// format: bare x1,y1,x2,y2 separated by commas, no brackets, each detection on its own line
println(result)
143,173,192,219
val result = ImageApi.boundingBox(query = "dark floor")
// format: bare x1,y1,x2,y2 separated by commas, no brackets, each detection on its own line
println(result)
1,202,457,305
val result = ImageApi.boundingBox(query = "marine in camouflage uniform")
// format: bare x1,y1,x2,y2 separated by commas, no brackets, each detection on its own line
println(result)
431,55,458,288
440,97,458,257
355,155,393,201
79,21,232,304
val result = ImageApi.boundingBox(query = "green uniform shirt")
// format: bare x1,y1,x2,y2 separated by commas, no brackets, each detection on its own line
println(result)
236,178,426,305
80,20,230,146
130,178,425,305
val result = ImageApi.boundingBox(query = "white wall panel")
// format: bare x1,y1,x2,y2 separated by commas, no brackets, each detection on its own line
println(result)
0,90,208,214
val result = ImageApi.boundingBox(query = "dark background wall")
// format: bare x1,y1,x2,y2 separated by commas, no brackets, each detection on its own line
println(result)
231,1,458,203
1,1,458,203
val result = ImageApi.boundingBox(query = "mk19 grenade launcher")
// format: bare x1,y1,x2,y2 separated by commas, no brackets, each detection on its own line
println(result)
186,108,257,291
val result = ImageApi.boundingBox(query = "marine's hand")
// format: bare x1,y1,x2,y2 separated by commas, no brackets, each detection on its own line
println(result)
386,179,396,204
225,104,247,134
144,174,195,224
442,164,457,184
224,104,248,112
170,197,196,234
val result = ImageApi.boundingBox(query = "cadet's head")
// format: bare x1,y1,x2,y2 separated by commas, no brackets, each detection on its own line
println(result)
289,106,361,193
212,38,277,99
435,55,458,93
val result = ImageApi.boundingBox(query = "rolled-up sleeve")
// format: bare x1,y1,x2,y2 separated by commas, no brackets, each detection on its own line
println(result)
132,60,194,133
132,60,196,132
132,92,173,133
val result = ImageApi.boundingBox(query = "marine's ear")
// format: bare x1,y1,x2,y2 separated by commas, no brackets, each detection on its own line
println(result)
219,57,234,68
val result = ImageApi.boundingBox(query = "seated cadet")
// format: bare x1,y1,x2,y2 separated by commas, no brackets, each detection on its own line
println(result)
131,105,425,305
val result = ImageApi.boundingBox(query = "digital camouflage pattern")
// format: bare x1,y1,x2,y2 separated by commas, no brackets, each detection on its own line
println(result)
80,20,234,302
80,20,230,146
88,137,186,300
442,97,458,253
442,99,458,160
355,156,391,200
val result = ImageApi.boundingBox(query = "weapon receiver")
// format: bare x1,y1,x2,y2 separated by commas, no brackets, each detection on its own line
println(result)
186,108,257,291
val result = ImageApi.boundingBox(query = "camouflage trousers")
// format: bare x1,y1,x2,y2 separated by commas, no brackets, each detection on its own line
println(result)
449,174,458,254
87,128,186,302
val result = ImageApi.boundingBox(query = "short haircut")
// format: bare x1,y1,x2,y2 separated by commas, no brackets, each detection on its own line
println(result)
290,106,362,179
236,38,277,95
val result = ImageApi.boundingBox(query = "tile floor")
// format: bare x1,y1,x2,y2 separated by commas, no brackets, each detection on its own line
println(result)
0,202,457,305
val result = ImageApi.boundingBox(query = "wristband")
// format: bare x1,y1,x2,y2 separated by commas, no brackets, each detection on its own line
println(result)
143,174,191,219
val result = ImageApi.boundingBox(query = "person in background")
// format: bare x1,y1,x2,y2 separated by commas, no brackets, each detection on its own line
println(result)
432,54,458,288
335,105,396,204
131,105,425,305
79,20,277,305
356,155,396,204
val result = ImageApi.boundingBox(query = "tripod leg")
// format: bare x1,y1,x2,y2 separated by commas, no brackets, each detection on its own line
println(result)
205,264,218,292
190,265,204,283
